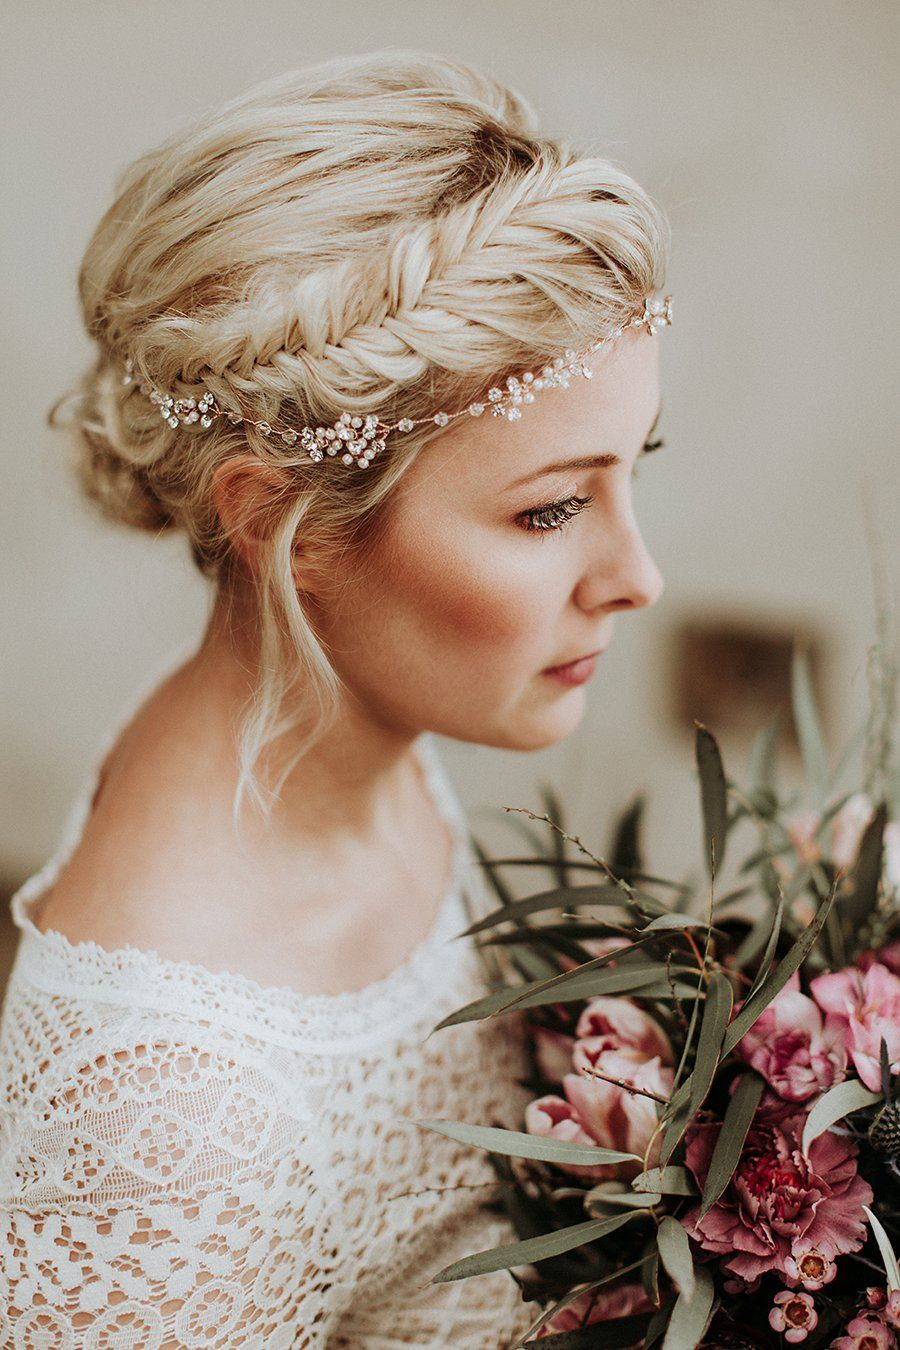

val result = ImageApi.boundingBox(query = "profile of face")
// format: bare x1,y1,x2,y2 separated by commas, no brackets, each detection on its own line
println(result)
303,328,664,752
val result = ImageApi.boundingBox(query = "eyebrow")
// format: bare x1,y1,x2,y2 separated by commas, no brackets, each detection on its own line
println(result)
504,403,663,491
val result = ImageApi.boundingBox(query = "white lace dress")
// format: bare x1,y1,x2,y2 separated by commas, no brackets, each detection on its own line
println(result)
0,648,539,1348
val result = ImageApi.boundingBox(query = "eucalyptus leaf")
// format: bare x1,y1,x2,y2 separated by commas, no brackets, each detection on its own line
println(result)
699,1073,765,1221
657,1215,696,1300
792,645,829,809
639,913,722,933
801,1079,882,1155
632,1166,696,1196
747,713,781,795
585,1188,661,1212
610,793,646,875
721,883,836,1056
539,782,570,886
430,1211,643,1283
418,1119,641,1167
457,885,662,938
841,801,888,933
696,723,728,878
504,962,701,1013
863,1205,900,1292
661,1264,716,1350
687,971,734,1117
746,895,785,1001
731,897,782,975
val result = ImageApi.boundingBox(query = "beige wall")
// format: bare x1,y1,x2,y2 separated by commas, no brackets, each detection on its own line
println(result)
3,2,898,911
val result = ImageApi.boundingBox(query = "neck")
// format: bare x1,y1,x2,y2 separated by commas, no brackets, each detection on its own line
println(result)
178,587,425,847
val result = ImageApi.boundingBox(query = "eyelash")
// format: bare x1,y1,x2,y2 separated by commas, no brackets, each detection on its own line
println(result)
517,437,666,536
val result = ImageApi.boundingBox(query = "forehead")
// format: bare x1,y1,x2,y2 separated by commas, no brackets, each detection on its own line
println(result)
404,327,661,502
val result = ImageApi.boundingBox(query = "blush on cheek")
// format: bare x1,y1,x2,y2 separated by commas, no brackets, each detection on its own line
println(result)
397,540,534,654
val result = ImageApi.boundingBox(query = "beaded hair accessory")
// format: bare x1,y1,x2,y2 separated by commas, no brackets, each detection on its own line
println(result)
121,293,672,470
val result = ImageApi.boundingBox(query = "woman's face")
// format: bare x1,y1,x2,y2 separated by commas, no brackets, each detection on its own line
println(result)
307,327,664,751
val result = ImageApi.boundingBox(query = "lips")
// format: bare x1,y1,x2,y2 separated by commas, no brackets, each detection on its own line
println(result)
543,647,604,674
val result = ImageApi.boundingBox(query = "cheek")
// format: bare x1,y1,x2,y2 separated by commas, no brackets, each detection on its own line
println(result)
373,522,551,656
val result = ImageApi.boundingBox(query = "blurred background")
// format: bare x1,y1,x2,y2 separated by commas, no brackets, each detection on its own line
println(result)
2,1,898,990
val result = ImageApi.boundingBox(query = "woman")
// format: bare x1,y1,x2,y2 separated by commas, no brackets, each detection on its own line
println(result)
0,49,670,1346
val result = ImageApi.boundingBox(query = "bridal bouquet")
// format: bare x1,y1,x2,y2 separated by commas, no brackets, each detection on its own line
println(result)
420,631,900,1348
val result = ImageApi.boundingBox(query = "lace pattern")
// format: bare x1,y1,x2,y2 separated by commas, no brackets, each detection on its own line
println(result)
0,647,539,1347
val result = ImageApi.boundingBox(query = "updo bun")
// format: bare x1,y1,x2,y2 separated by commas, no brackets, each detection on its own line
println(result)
51,47,669,821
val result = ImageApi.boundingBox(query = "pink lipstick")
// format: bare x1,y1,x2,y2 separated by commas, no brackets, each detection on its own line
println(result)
542,650,602,686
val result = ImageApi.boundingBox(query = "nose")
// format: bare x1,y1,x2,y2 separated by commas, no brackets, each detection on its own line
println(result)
576,520,664,614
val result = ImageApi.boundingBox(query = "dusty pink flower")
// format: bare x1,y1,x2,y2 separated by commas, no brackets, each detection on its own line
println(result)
782,795,900,891
531,1026,577,1083
770,1289,818,1343
525,1046,673,1182
575,995,674,1064
566,1046,674,1178
524,1094,613,1180
581,935,633,961
680,1103,873,1284
886,1292,900,1330
810,962,900,1091
866,1287,889,1311
783,1247,838,1290
787,809,824,865
832,1314,897,1349
736,971,847,1102
557,934,632,973
829,798,900,888
832,795,878,869
536,1281,653,1342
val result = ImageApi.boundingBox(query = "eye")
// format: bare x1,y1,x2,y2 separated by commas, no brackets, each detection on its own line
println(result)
632,435,666,482
517,493,594,536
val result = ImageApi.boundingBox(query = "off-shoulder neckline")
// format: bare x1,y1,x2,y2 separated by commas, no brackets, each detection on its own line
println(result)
9,640,476,1046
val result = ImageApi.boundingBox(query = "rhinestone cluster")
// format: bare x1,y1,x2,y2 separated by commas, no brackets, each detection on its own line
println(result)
121,293,671,470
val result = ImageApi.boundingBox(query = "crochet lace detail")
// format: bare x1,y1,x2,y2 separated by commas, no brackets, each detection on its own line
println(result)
0,646,539,1347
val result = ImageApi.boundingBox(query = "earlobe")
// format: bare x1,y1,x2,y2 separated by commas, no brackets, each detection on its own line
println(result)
210,453,288,572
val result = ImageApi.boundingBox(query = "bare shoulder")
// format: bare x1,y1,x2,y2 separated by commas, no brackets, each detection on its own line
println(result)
34,666,251,958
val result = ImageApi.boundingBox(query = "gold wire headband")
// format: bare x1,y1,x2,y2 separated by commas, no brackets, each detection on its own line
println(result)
121,293,672,470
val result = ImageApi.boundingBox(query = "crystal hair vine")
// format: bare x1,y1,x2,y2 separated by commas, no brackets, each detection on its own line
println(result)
121,293,672,470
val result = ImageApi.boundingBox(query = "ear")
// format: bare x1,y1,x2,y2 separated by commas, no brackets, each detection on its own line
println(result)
211,453,309,585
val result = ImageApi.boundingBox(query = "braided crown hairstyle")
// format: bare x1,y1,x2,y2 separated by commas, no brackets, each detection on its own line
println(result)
54,48,670,824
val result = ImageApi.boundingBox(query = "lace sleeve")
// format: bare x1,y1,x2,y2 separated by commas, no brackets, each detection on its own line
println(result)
0,1018,339,1348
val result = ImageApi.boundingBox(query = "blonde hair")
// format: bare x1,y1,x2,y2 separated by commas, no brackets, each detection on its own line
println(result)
53,47,670,827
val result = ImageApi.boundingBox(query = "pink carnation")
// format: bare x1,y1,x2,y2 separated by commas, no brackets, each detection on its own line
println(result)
680,1101,873,1284
810,962,900,1091
536,1281,653,1342
736,970,847,1102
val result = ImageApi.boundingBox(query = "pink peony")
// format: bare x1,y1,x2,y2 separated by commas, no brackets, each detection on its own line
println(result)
810,962,900,1091
575,995,674,1064
832,1314,897,1349
525,1046,673,1181
736,970,847,1102
536,1281,653,1342
524,1094,613,1180
680,1102,873,1284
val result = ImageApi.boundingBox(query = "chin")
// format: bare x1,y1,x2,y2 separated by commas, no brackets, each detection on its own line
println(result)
470,698,588,753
